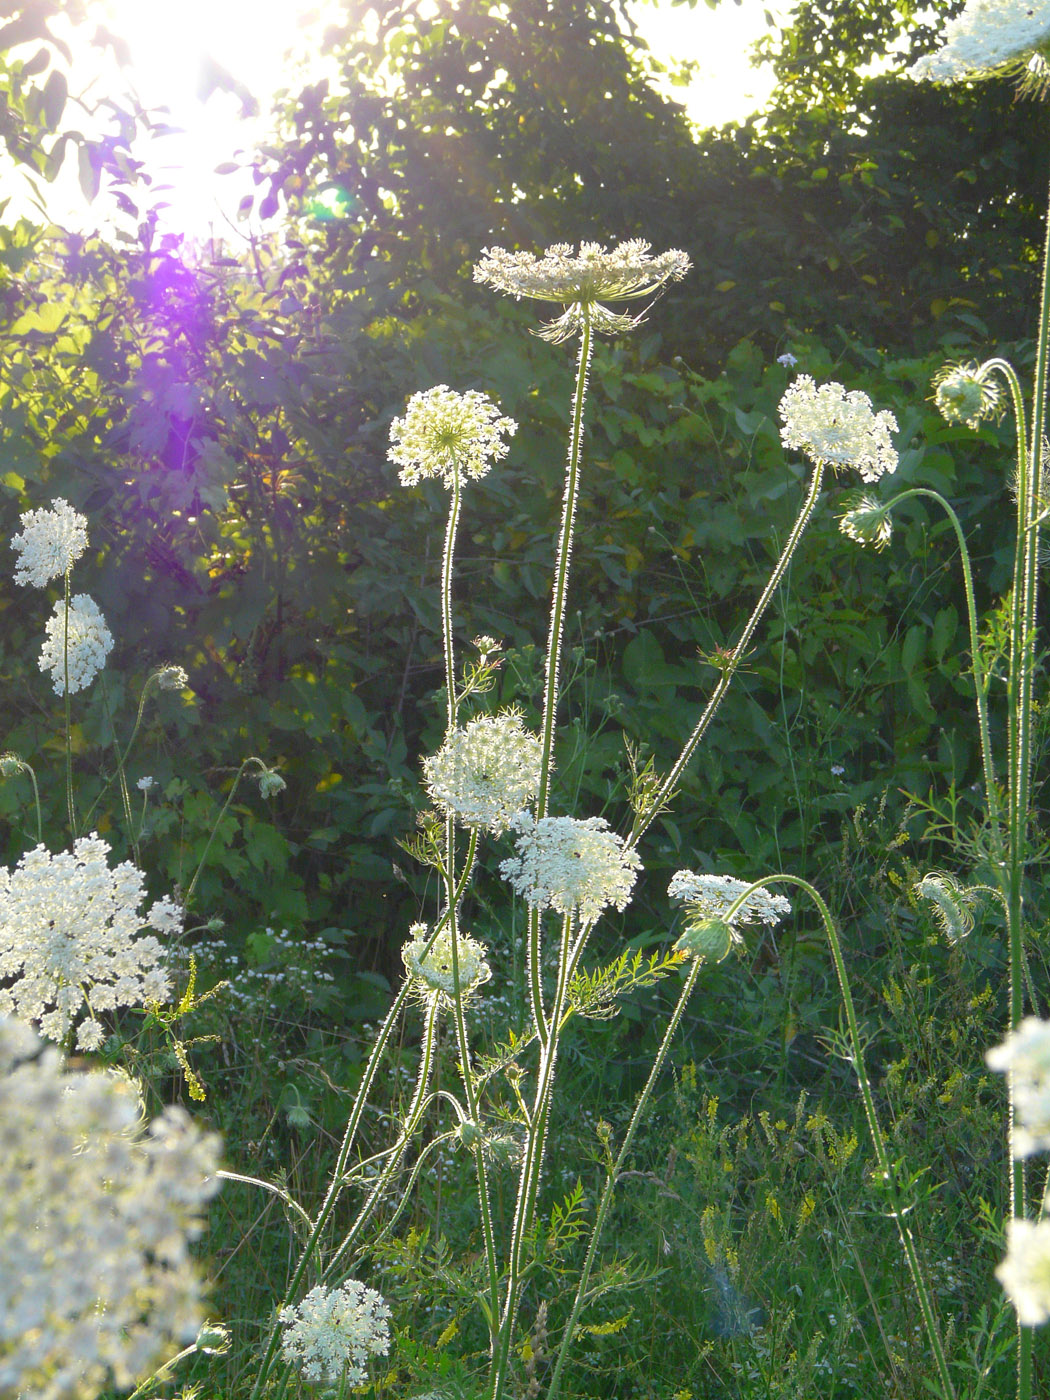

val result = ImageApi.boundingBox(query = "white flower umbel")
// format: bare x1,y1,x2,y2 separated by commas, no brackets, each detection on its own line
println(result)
402,923,492,1006
422,710,543,835
389,385,517,488
839,492,894,551
668,870,792,926
987,1017,1050,1156
0,1016,220,1400
279,1280,392,1388
909,0,1050,83
11,498,88,588
474,239,691,342
778,374,899,482
996,1219,1050,1325
932,361,1003,428
38,593,113,694
0,834,172,1048
500,813,642,924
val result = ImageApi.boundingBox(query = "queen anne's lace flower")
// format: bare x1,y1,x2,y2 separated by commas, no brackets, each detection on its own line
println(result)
500,813,641,924
389,385,517,488
422,710,542,834
910,0,1050,83
0,1016,220,1399
779,375,898,482
838,493,894,551
474,240,691,342
996,1219,1050,1325
279,1280,392,1387
669,870,792,926
38,593,113,694
155,664,189,691
0,835,172,1048
402,923,492,1006
11,498,88,588
987,1017,1050,1157
932,362,1003,428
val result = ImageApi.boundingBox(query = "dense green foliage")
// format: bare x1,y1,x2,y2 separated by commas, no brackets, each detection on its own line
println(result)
2,1,1049,1395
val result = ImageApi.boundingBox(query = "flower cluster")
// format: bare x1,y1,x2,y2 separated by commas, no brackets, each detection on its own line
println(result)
778,375,898,481
996,1220,1050,1325
838,493,894,552
0,834,173,1050
500,813,641,924
402,923,492,1006
279,1280,391,1388
11,498,88,588
668,870,792,926
931,362,1002,429
422,710,543,834
38,593,114,694
986,1017,1050,1157
474,240,691,342
0,1016,220,1400
909,0,1050,84
389,385,517,488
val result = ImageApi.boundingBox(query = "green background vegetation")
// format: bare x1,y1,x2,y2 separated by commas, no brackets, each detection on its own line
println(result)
1,1,1048,1395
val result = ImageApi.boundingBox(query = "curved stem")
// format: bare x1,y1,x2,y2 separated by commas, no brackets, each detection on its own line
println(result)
629,464,825,850
184,756,270,909
879,487,1001,854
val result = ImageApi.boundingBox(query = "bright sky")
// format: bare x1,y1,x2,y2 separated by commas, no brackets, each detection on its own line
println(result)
3,0,793,239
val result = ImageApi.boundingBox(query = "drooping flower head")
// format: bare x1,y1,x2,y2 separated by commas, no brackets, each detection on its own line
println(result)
422,710,543,835
500,813,642,924
0,834,173,1050
402,922,492,1008
931,361,1003,429
838,492,894,552
987,1016,1050,1157
0,1016,220,1399
996,1219,1050,1325
279,1280,392,1388
11,498,88,588
669,871,790,963
389,385,517,488
474,240,691,343
779,375,899,482
38,593,113,694
909,0,1050,87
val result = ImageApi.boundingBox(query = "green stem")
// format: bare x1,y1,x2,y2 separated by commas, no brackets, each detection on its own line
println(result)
63,570,75,838
772,875,957,1400
183,756,269,909
629,464,825,850
546,955,703,1400
879,487,1001,854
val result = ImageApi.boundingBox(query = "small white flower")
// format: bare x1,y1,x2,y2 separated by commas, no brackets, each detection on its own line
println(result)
422,710,542,835
668,870,792,926
38,593,114,694
996,1218,1050,1325
11,498,88,587
779,374,898,481
279,1280,391,1388
389,385,517,488
257,768,286,798
402,922,492,1005
474,239,691,342
831,764,846,776
137,776,155,793
987,1017,1050,1156
910,0,1050,84
500,813,641,924
777,352,798,367
155,664,189,691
